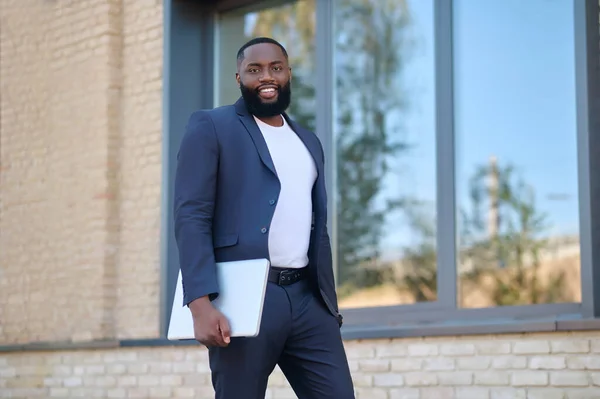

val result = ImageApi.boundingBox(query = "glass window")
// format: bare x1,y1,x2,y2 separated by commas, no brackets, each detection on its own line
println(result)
214,0,316,130
333,0,437,308
453,0,581,308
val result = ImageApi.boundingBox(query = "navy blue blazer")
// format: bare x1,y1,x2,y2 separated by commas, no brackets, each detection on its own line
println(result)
173,97,342,326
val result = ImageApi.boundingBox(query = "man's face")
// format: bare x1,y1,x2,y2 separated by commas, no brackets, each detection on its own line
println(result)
236,43,292,118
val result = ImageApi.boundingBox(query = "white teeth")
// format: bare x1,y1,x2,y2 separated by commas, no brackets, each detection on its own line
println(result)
260,88,275,92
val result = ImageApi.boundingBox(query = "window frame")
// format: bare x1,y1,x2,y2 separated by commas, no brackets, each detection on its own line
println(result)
160,0,600,339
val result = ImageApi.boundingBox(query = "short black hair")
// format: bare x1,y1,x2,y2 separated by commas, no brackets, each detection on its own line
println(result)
236,37,288,65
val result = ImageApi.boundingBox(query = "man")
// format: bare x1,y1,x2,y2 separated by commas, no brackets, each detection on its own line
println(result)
173,37,355,399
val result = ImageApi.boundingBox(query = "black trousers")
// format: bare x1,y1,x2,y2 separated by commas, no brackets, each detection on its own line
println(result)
208,277,355,399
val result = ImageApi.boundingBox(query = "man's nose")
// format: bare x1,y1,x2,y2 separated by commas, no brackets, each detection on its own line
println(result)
259,70,275,82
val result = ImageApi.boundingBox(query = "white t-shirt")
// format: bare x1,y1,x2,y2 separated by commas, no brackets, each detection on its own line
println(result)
254,115,317,268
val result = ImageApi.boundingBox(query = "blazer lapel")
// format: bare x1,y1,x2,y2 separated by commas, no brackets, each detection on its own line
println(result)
235,98,278,176
234,97,322,179
283,113,322,179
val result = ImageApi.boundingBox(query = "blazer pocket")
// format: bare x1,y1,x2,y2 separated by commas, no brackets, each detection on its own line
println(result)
213,233,238,248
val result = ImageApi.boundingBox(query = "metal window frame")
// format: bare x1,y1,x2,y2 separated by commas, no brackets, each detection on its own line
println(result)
159,0,600,338
160,0,216,336
578,0,600,319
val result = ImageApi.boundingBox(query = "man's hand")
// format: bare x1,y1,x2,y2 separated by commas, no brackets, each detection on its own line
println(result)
188,296,231,347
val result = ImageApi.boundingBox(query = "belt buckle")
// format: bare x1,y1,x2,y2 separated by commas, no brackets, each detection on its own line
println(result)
279,269,298,285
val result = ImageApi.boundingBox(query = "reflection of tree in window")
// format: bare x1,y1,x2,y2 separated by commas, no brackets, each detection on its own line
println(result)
458,157,580,307
334,0,435,304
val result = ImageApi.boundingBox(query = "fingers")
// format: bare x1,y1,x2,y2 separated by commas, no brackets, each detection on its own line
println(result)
198,332,225,347
194,313,231,347
218,317,231,344
205,323,229,347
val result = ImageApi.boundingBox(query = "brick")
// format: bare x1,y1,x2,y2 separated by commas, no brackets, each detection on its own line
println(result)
490,388,526,399
475,371,510,386
172,387,196,398
566,389,600,399
476,342,511,355
373,373,404,387
407,343,438,356
359,359,390,372
43,377,62,387
551,372,589,387
53,366,72,376
49,388,69,398
590,339,600,353
124,388,149,399
513,341,551,355
355,387,387,399
0,368,16,378
148,362,172,374
455,387,491,398
127,364,149,374
160,375,183,386
457,357,492,370
511,371,548,386
183,374,211,387
423,357,454,371
420,387,454,399
91,376,117,387
106,388,126,398
64,377,83,387
529,356,567,370
526,388,566,399
376,343,407,358
391,358,423,371
137,375,160,387
148,387,172,398
404,372,437,387
117,376,136,387
591,372,600,386
440,343,475,356
567,356,600,370
437,371,473,386
173,362,196,373
346,345,375,359
106,364,126,375
353,374,373,388
387,388,418,399
493,356,528,369
552,341,590,354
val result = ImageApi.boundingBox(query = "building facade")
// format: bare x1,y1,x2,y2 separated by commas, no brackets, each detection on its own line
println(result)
1,0,600,398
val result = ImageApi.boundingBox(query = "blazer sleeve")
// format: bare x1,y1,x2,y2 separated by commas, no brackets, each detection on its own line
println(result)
173,111,220,307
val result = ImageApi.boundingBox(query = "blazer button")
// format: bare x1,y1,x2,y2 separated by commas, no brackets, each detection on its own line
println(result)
269,199,276,205
261,227,267,234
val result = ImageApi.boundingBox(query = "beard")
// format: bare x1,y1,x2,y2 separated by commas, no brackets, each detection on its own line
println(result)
240,80,292,118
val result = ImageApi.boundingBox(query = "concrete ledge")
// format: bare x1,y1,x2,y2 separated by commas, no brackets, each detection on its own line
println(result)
0,339,119,353
2,317,600,353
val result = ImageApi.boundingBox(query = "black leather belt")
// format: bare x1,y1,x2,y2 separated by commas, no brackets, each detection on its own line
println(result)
268,266,308,286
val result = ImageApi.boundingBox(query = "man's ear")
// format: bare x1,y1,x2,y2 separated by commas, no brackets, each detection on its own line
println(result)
235,73,240,86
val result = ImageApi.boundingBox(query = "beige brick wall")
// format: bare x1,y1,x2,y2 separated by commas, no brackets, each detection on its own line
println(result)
0,0,163,344
115,0,163,340
2,332,600,398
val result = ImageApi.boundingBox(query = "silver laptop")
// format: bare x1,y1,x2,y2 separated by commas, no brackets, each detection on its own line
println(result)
167,258,270,340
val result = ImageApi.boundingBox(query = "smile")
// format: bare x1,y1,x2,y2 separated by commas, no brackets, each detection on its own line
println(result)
258,86,278,99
